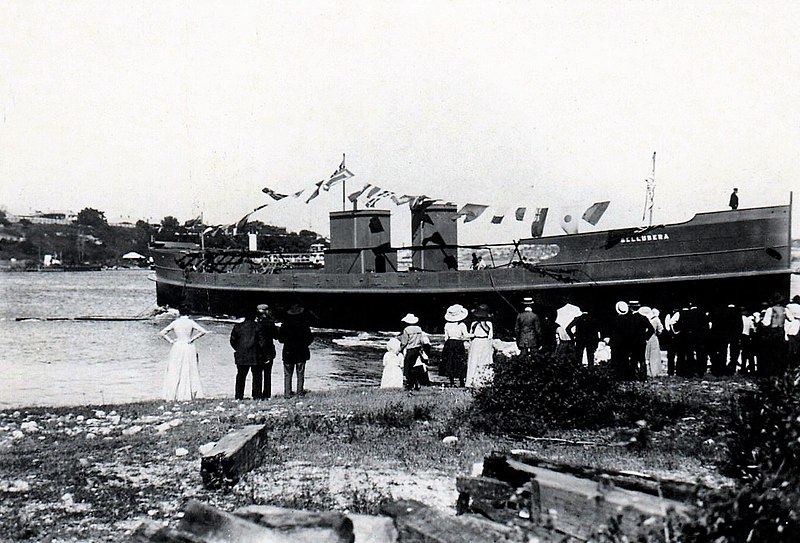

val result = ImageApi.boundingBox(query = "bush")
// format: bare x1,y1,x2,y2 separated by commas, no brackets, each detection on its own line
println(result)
470,351,627,435
678,368,800,542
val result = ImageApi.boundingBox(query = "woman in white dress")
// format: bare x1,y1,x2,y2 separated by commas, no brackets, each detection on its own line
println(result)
465,304,494,389
639,306,664,377
159,315,208,401
380,338,404,389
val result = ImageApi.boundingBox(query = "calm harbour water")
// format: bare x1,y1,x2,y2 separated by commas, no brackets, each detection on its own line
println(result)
0,270,385,409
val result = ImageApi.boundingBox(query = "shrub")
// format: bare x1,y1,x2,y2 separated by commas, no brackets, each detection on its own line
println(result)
470,351,626,435
678,368,800,542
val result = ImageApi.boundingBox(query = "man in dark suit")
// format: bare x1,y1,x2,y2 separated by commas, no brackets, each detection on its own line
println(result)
515,297,542,356
256,304,278,399
278,304,314,396
230,312,263,400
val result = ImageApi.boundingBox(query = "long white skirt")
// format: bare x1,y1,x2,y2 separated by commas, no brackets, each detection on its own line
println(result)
380,366,404,389
163,342,203,401
465,338,494,389
646,335,662,377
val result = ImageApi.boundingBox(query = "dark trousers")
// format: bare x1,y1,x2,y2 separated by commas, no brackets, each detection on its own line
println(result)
575,339,599,367
740,335,756,374
404,348,422,390
283,361,306,396
235,365,263,400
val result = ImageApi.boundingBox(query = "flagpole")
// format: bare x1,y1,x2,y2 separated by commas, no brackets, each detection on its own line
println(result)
650,151,656,226
341,153,346,211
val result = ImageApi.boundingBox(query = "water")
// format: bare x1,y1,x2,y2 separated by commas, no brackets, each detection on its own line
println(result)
0,270,385,409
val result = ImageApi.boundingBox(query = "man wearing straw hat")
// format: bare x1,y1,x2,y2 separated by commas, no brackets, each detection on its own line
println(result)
515,297,542,356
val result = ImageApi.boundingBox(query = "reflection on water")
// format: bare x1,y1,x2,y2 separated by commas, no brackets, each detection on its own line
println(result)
0,271,391,409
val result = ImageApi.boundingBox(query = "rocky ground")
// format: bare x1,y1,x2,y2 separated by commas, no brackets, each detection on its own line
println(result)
0,380,742,542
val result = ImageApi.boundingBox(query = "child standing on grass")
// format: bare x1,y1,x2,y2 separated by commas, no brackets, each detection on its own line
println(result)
381,338,404,389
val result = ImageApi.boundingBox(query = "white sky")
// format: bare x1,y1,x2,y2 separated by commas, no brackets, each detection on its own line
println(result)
1,1,798,245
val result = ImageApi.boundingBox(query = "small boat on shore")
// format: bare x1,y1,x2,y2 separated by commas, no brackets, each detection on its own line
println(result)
151,190,795,331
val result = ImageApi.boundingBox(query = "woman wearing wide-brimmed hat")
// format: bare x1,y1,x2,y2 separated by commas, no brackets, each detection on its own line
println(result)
465,304,494,388
398,313,431,390
440,304,470,387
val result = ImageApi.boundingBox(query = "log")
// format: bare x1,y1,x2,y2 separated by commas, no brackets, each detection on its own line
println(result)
379,499,515,543
506,450,701,502
200,424,268,489
234,505,355,543
179,500,323,543
482,457,691,540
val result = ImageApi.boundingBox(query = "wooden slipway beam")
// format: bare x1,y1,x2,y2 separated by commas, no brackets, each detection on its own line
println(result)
200,424,269,489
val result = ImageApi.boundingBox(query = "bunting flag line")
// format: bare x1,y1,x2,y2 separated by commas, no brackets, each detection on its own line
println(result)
422,231,446,246
305,180,324,204
559,211,579,234
368,216,385,233
292,189,305,198
234,212,252,233
262,187,288,200
515,207,526,221
454,203,489,223
365,186,382,199
365,190,394,208
490,207,506,224
322,167,354,191
408,195,437,211
184,215,202,227
390,194,414,206
582,201,610,225
348,184,372,203
530,207,548,237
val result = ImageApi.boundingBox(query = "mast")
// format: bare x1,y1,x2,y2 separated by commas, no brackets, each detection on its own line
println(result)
643,151,656,226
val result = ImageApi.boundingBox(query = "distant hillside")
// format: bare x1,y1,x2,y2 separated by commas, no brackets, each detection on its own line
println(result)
0,220,324,268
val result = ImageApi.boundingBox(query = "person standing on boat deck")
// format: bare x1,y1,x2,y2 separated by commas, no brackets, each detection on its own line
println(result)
729,188,739,210
465,304,495,388
515,297,542,357
441,304,470,387
230,312,263,400
159,314,208,401
278,304,314,396
256,304,278,399
398,313,430,391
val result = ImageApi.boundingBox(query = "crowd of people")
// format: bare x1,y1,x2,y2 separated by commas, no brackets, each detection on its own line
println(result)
157,291,800,402
158,302,312,402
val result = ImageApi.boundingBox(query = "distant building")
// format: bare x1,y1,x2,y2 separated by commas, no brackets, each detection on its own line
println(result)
13,211,77,225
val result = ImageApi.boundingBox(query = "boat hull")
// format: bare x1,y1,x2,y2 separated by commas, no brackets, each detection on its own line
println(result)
152,205,794,332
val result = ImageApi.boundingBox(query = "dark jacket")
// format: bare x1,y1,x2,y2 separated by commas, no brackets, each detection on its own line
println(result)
256,315,278,362
567,313,601,343
230,318,261,366
515,310,542,350
279,314,314,363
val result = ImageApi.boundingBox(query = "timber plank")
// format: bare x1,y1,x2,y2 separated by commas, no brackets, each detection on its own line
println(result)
200,424,268,489
234,504,355,543
179,500,316,543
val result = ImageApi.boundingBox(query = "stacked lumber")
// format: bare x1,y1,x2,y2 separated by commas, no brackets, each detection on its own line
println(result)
457,450,700,541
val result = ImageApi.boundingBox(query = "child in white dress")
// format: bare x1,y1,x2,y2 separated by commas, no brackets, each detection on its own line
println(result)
380,338,404,389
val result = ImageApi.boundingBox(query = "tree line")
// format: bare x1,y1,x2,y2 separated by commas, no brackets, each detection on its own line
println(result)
0,207,324,266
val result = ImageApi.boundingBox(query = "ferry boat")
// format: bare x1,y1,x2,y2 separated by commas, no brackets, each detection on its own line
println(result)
150,196,795,332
